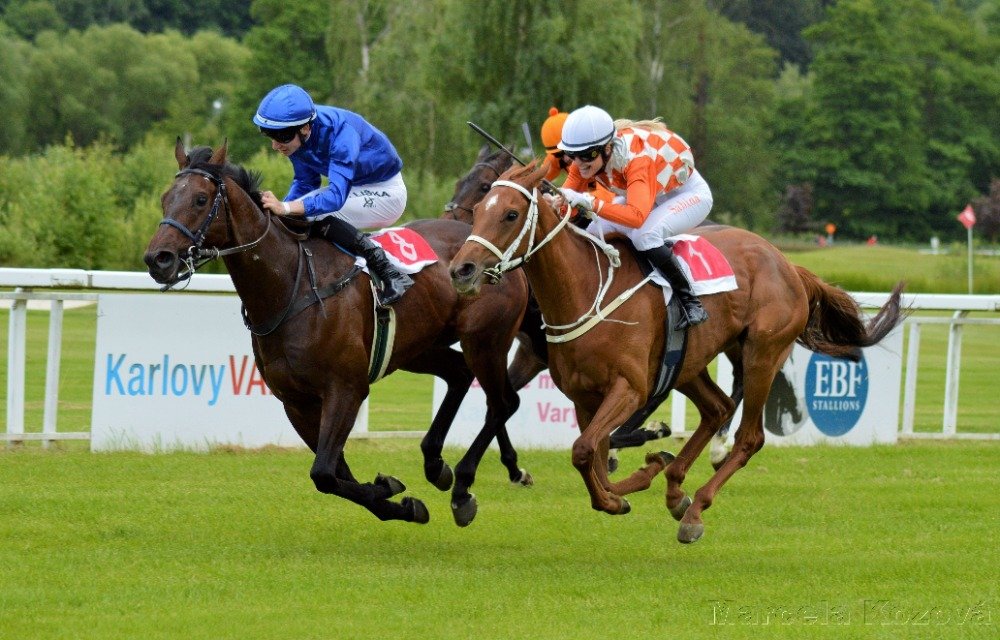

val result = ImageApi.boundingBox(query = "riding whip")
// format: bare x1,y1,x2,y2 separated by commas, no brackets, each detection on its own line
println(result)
466,121,558,195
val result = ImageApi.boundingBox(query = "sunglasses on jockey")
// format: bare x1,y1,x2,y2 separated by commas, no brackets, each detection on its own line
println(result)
260,125,302,144
563,146,604,162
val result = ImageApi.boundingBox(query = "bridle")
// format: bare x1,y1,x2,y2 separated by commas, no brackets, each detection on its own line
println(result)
465,177,651,343
159,166,359,334
464,179,575,283
159,167,272,287
443,161,504,219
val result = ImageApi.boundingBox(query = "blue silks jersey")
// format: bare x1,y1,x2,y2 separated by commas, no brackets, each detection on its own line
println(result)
285,106,403,217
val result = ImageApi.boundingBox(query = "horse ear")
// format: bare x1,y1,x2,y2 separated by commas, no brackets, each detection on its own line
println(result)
174,137,189,169
209,139,229,165
476,144,491,163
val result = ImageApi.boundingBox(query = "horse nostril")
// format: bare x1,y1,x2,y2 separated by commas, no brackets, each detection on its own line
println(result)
154,251,175,269
145,250,177,274
450,262,474,281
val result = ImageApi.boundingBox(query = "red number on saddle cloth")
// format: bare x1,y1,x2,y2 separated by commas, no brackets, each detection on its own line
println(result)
370,228,439,271
671,236,736,288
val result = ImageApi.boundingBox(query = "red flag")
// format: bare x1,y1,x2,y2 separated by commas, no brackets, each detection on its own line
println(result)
957,204,976,230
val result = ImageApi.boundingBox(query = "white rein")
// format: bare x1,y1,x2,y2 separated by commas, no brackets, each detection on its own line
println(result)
465,179,651,343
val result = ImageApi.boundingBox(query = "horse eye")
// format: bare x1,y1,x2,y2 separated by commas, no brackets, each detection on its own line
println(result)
504,209,519,221
480,183,491,193
196,194,208,206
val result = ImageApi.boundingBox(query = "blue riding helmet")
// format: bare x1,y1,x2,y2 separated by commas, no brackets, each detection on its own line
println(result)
252,84,317,129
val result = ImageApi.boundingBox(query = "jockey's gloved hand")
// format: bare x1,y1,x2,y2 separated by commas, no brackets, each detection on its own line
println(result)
560,188,595,213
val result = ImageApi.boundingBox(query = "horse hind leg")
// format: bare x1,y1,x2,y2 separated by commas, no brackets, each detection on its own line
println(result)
677,345,791,543
663,369,736,534
711,349,745,470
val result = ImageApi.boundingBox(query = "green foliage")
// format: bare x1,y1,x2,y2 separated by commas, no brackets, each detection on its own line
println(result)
784,0,1000,240
2,0,999,270
0,0,253,38
0,134,179,269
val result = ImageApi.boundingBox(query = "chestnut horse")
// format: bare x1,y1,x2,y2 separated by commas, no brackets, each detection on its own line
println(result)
449,162,905,543
444,147,674,467
144,140,532,525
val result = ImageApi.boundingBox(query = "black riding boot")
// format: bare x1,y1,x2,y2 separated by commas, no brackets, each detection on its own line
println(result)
314,217,413,306
639,243,708,330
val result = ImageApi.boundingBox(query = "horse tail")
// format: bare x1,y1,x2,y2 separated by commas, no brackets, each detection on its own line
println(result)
794,266,907,362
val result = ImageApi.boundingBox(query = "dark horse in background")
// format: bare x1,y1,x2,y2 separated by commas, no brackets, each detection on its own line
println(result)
443,146,672,469
144,140,533,525
450,162,906,543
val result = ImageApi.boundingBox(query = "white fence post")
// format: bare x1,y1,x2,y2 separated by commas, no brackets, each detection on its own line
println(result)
901,323,920,436
5,290,27,444
942,310,968,436
42,299,65,448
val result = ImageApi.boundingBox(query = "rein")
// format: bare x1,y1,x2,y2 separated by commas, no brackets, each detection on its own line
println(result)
159,168,272,288
162,166,360,334
468,179,650,343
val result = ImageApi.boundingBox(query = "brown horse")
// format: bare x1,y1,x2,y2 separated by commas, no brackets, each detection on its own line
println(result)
444,147,677,464
144,140,532,525
449,162,905,543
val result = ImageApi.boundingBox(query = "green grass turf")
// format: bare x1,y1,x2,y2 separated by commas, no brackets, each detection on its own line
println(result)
0,440,996,639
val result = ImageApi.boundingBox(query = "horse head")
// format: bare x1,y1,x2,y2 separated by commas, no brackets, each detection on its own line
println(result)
144,138,266,286
442,145,515,224
449,161,550,296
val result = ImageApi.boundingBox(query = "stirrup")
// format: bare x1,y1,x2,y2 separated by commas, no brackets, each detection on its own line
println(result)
376,274,413,306
675,302,708,330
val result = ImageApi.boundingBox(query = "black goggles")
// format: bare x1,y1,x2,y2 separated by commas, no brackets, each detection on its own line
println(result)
564,146,603,161
260,126,300,144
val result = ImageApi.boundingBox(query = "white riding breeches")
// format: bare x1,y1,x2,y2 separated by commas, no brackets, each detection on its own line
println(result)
587,169,713,250
304,172,407,230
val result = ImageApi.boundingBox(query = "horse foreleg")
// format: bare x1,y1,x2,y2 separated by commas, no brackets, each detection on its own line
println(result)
508,337,547,391
571,381,643,516
308,391,429,524
664,370,736,528
450,357,523,527
408,349,473,491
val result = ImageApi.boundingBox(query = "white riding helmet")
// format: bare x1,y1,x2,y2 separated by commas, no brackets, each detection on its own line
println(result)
557,105,615,152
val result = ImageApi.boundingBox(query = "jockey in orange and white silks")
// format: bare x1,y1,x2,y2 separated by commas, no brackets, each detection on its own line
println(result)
555,105,713,329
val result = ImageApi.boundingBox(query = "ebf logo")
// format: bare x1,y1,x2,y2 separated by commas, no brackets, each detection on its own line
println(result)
804,353,869,436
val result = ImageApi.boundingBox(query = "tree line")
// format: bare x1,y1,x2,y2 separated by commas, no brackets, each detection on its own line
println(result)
1,0,998,271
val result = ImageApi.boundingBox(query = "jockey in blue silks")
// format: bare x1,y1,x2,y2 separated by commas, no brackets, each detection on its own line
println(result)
253,83,412,305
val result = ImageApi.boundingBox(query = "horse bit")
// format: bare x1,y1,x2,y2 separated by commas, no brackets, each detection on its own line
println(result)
159,168,272,287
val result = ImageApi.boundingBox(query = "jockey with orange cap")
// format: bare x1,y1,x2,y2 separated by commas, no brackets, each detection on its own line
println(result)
555,105,713,329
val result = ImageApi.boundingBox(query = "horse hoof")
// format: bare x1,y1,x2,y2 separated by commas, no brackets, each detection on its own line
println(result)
648,420,672,438
677,521,704,544
402,497,430,524
617,497,631,515
451,494,478,527
375,473,406,497
512,469,534,487
424,459,455,491
431,462,454,492
668,495,692,521
608,454,619,474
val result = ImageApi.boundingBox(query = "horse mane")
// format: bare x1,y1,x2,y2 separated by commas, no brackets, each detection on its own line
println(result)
187,146,266,211
503,161,543,183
